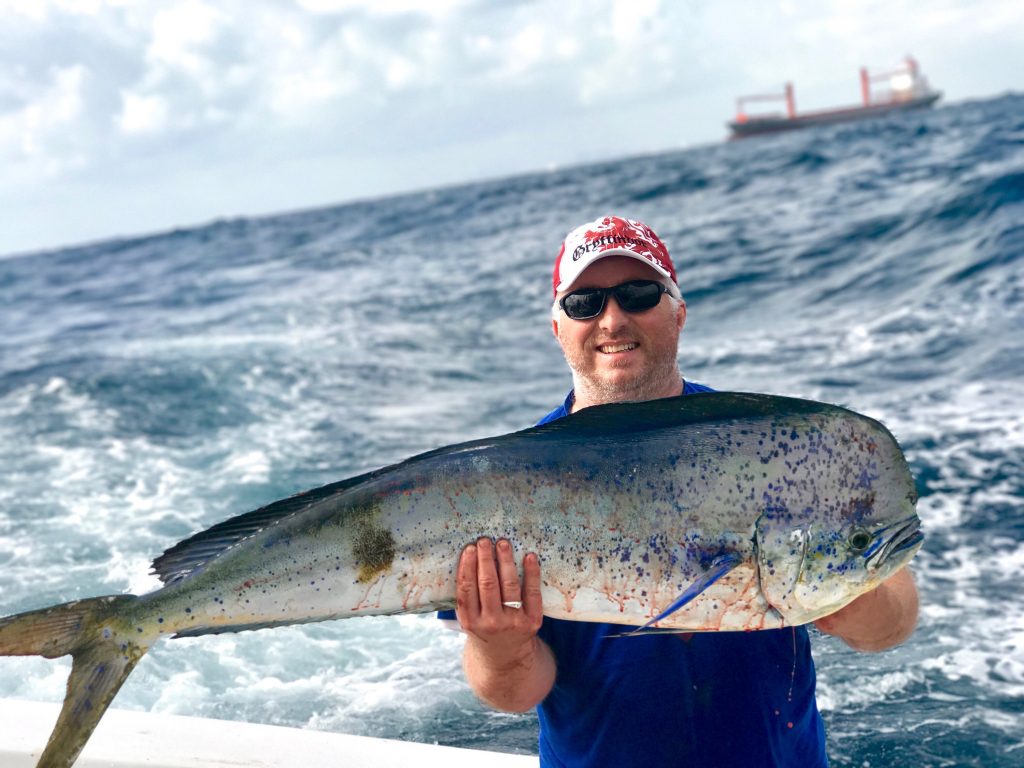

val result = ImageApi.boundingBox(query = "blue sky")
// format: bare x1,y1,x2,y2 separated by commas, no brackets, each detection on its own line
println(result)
1,0,1021,256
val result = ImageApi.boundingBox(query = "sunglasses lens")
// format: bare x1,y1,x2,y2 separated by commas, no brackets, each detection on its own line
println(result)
560,281,666,320
561,289,606,320
614,281,664,312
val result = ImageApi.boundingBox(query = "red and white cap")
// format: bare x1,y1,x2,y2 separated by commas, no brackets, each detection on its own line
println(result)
552,215,678,296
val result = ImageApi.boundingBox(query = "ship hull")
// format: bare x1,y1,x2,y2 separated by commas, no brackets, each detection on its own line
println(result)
728,92,941,139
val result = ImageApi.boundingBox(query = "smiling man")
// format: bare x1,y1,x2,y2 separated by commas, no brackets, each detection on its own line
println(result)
549,217,689,410
451,215,918,767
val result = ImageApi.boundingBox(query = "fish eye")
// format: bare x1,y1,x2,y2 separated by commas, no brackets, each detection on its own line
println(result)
847,528,872,554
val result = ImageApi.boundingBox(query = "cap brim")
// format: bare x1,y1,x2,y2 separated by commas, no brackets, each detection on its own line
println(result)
554,248,675,295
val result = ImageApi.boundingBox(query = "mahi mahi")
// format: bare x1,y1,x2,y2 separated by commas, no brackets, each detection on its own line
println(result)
0,392,923,767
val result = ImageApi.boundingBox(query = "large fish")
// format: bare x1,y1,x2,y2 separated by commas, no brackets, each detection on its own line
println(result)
1,392,922,767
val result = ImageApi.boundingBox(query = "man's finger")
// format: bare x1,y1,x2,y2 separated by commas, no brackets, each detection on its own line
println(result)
456,543,480,625
475,537,501,616
495,539,522,608
522,552,543,626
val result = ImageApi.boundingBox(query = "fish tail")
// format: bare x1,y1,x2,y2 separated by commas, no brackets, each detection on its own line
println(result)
0,595,148,768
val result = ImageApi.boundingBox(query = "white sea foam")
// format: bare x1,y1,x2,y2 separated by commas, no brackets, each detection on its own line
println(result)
0,657,72,703
88,616,474,741
221,449,272,485
816,668,924,713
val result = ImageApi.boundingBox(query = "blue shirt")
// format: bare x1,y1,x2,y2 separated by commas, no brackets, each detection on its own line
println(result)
446,382,828,767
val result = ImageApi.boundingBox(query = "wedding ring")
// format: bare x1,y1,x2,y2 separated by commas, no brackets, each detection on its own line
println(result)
502,601,523,609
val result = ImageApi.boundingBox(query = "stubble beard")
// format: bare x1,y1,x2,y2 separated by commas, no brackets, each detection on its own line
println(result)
566,351,682,407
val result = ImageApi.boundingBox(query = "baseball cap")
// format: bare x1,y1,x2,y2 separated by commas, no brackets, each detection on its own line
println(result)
552,215,678,296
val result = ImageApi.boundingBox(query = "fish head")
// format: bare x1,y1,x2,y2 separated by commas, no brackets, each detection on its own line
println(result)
755,488,923,626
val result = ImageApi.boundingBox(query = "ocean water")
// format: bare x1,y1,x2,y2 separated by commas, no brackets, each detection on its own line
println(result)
2,93,1023,766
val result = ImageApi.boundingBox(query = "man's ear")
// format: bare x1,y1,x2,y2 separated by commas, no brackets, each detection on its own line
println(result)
552,317,560,339
676,299,687,332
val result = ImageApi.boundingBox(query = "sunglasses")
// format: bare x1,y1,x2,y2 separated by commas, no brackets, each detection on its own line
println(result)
558,280,670,320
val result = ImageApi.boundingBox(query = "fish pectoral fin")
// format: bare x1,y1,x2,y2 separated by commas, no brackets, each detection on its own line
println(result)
605,627,698,638
624,552,742,636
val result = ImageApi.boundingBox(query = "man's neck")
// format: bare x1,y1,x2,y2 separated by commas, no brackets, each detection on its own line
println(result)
570,371,684,413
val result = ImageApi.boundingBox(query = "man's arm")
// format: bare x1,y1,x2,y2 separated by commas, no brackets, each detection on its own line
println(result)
457,538,556,712
814,568,919,652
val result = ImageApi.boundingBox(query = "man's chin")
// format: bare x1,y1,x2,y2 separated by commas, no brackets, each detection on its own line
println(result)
595,355,645,376
589,371,656,401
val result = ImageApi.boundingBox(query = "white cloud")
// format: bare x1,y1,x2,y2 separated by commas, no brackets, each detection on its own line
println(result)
117,90,169,134
24,65,87,152
384,54,417,90
0,0,128,21
500,25,548,79
258,23,359,117
147,1,228,76
0,0,46,21
0,64,87,173
295,0,468,18
610,0,661,38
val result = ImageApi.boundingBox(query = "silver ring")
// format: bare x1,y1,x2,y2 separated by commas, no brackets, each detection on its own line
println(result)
502,601,523,609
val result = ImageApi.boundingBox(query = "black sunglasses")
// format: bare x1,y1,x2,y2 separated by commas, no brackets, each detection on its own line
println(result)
558,280,670,320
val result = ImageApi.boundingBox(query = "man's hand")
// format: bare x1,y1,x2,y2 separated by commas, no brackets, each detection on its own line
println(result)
814,568,919,652
457,538,555,712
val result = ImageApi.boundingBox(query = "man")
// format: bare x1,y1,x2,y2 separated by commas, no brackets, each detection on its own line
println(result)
451,215,918,767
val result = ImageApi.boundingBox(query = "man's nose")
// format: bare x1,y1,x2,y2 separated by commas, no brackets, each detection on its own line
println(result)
598,295,629,329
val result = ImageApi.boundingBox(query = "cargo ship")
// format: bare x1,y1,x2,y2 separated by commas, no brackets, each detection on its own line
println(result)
727,57,941,139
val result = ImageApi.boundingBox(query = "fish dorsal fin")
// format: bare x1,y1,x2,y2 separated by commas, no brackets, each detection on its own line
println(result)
528,392,849,439
151,470,383,584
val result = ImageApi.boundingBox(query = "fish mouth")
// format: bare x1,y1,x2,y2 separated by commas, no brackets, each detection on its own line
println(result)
865,516,924,570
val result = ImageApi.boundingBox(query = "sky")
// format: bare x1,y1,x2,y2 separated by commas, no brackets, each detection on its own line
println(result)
1,0,1021,257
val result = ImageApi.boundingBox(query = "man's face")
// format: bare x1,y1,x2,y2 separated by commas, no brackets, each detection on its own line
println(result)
552,255,686,405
